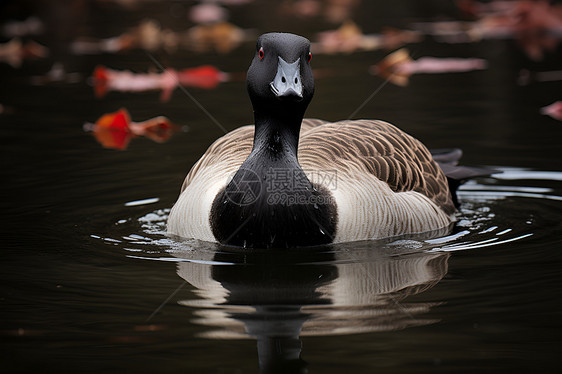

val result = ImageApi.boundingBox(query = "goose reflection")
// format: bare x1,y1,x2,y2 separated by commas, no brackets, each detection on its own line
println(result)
171,237,449,373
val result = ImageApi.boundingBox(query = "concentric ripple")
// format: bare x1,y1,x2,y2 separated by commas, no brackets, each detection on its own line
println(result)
88,167,561,339
91,167,561,263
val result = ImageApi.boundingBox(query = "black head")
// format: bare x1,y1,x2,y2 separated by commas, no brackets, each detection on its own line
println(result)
247,33,314,115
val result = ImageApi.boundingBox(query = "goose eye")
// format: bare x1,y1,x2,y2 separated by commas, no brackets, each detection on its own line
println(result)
259,47,264,60
307,52,312,62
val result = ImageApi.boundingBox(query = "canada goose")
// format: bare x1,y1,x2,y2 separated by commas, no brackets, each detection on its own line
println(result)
168,32,465,248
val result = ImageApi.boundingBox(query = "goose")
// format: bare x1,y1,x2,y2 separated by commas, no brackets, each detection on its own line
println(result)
168,32,467,248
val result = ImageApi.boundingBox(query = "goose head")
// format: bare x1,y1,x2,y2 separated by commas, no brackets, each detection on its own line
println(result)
246,33,314,118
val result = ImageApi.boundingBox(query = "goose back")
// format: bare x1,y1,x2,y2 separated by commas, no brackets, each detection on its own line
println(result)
168,119,454,243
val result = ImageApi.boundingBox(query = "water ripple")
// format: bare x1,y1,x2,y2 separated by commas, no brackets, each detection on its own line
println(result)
89,167,561,264
86,168,561,343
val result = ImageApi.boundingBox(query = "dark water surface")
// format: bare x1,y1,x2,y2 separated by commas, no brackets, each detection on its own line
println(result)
2,1,562,373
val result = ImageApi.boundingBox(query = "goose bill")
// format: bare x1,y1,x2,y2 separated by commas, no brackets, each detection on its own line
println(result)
270,56,303,99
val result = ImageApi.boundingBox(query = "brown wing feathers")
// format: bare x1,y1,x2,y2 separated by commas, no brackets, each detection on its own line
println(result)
298,120,455,215
181,119,455,216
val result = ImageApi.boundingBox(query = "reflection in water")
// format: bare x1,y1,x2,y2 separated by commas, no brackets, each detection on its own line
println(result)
541,101,562,121
372,48,487,87
83,108,182,150
312,21,422,55
171,242,449,373
95,168,561,372
414,0,562,61
0,38,48,68
92,65,229,102
71,19,179,55
70,19,252,55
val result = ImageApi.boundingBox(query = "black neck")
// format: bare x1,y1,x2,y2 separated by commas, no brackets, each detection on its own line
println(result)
210,104,337,248
251,107,304,159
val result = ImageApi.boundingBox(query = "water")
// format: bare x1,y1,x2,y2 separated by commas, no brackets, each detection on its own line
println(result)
2,1,562,373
